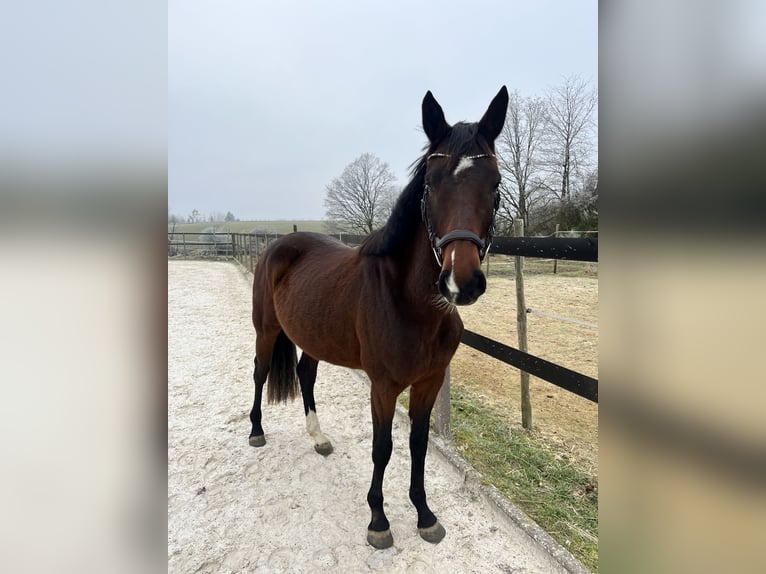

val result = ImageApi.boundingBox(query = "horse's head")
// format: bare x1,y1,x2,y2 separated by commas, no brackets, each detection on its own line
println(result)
421,86,509,306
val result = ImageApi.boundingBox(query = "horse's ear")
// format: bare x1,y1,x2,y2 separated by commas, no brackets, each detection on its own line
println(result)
478,86,509,142
422,91,450,143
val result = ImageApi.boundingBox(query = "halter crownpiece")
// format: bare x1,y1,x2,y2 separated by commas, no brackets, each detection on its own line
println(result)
420,153,501,267
427,152,496,161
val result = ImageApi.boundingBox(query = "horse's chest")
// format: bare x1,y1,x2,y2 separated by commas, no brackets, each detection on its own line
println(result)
361,312,462,380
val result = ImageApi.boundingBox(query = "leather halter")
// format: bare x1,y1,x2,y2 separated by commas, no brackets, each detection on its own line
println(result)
420,152,501,267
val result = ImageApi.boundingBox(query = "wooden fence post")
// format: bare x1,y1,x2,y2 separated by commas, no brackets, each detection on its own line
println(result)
249,234,254,271
433,366,451,438
553,224,559,274
514,219,532,429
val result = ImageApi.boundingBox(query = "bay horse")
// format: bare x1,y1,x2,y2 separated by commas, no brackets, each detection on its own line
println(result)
249,86,508,549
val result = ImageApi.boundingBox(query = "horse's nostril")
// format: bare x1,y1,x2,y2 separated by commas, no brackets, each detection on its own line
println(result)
472,270,487,297
456,270,486,304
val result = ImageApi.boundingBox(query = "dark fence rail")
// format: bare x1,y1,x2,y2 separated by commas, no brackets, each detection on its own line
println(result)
490,236,598,262
461,330,598,403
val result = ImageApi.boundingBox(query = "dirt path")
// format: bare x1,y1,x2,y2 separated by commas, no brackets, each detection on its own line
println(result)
168,260,572,573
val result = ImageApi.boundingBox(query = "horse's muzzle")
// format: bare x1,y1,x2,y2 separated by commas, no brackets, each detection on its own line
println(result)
438,268,486,306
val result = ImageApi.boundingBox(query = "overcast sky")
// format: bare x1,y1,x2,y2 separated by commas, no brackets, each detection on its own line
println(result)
169,0,597,221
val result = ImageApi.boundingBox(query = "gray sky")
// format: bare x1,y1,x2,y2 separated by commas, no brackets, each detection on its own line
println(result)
169,0,597,221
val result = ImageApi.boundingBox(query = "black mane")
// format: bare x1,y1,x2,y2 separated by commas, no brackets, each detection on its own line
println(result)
359,122,493,257
358,152,427,257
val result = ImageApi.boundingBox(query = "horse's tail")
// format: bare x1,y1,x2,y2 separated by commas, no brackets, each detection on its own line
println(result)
266,329,299,404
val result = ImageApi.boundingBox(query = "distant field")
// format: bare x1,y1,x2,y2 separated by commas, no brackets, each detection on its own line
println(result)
168,220,328,234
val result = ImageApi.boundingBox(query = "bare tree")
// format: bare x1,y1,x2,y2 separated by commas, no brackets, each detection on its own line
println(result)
496,91,549,231
571,166,598,229
324,153,397,234
543,76,597,201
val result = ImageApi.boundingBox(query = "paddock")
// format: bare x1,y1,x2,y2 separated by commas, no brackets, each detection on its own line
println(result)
168,260,586,573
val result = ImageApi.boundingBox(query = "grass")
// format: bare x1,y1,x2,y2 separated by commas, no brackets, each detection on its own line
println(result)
449,388,598,572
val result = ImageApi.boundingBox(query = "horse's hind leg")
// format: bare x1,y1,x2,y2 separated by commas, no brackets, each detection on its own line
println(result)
248,357,267,447
249,332,276,447
297,352,333,456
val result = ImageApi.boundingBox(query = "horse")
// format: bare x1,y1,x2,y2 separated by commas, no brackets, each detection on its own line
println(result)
248,86,509,549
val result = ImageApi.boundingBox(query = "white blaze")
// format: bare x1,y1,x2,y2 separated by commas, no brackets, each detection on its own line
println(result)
446,272,459,298
445,250,459,299
454,157,474,175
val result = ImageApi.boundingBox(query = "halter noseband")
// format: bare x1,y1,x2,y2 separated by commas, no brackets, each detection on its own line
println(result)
420,152,501,267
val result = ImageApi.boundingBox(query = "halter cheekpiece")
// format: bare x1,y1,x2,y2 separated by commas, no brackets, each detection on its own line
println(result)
420,152,501,267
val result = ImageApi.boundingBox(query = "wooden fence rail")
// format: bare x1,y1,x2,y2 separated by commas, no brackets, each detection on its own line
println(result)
460,330,598,403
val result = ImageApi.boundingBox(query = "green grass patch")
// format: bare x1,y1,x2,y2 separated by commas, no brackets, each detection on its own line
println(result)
450,388,598,571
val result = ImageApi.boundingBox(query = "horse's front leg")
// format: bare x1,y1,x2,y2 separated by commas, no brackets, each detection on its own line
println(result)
408,378,446,543
366,384,397,549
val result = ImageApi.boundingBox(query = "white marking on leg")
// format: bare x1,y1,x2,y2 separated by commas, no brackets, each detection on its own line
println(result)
454,157,474,176
306,410,331,448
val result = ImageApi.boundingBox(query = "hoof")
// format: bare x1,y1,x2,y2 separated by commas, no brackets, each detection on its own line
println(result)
248,435,266,447
314,442,334,456
366,529,394,549
418,521,446,544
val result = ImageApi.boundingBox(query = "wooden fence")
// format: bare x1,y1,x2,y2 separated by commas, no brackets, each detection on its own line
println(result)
464,233,598,402
167,232,286,260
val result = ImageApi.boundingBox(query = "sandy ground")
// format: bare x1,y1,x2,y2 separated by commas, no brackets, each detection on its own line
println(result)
168,260,574,573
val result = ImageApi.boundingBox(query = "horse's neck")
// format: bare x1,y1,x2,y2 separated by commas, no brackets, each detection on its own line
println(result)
401,225,442,305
